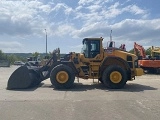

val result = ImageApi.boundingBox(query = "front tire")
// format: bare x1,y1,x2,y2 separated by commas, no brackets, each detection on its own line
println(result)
98,77,103,83
50,64,75,89
102,65,127,89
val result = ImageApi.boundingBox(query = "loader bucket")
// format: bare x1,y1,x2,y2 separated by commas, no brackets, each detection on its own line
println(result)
7,66,41,90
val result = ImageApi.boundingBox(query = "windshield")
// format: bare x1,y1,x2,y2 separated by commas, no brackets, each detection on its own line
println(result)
81,39,100,58
81,40,89,57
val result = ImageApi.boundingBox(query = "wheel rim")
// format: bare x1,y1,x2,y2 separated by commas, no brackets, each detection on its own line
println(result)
110,71,122,83
56,71,69,83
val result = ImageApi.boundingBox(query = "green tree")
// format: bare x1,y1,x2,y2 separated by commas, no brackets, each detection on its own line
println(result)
7,55,18,64
32,52,40,57
0,50,9,60
128,48,134,54
0,50,5,59
0,50,28,64
145,47,151,55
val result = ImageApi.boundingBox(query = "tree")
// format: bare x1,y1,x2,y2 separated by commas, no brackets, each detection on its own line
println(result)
7,55,18,64
0,50,9,60
0,50,5,59
32,52,40,57
145,47,151,55
128,48,134,54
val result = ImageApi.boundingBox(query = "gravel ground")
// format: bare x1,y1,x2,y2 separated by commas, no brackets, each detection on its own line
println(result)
0,66,160,120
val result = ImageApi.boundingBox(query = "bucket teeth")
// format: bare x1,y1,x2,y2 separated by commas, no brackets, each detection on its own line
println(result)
7,66,41,90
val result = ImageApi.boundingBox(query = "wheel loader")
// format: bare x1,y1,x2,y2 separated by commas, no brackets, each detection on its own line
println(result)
7,37,144,90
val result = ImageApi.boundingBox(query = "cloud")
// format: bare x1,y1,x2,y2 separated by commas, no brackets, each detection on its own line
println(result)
128,5,146,15
86,4,101,12
0,41,23,53
78,0,95,5
74,1,149,30
78,0,110,5
52,23,76,36
0,1,52,36
111,19,160,40
51,3,73,14
0,0,149,38
72,22,108,38
0,0,159,53
102,2,122,19
72,18,160,50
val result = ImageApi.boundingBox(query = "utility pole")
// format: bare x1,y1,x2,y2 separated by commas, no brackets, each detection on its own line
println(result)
44,29,47,55
110,30,112,42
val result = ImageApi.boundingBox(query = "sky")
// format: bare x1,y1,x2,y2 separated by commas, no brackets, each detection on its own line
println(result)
0,0,160,53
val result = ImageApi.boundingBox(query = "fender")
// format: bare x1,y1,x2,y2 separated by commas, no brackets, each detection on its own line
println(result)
100,56,131,79
60,61,79,74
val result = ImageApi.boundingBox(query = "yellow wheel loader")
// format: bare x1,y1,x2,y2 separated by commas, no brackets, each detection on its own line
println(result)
7,37,143,90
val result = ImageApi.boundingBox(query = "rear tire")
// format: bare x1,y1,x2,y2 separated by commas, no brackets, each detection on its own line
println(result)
102,65,127,89
50,64,75,89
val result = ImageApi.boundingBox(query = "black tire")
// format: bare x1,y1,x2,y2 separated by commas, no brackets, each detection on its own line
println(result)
98,77,103,83
102,65,127,89
50,64,75,89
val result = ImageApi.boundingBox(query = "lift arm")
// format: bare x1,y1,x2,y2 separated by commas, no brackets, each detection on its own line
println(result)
134,42,146,58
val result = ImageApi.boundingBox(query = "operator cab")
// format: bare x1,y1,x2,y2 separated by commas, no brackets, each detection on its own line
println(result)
81,38,101,58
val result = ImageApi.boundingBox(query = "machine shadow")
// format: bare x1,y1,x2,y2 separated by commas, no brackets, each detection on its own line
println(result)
8,82,157,92
6,83,45,91
50,82,157,92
